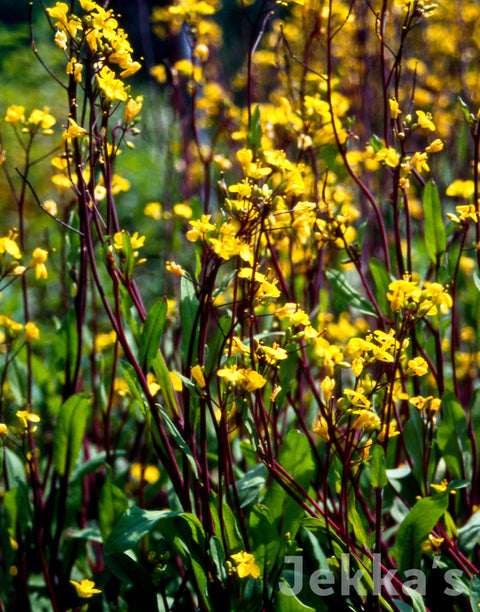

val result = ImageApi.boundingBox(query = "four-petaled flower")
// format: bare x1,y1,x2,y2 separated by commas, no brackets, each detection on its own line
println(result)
231,551,261,579
70,578,102,598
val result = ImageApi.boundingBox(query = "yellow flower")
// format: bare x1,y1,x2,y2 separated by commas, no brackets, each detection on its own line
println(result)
29,248,48,279
375,147,399,168
130,462,160,484
54,29,67,50
240,369,267,392
170,371,183,392
416,110,436,131
446,179,475,199
173,203,193,219
166,261,185,277
420,534,444,553
217,364,245,385
147,373,161,396
377,421,400,442
4,105,25,127
186,215,216,241
389,98,401,119
151,65,167,83
407,356,429,376
124,96,143,124
25,322,40,341
425,139,443,153
96,66,128,102
231,551,261,579
16,407,41,433
352,410,381,431
0,230,22,259
62,117,87,142
344,388,371,409
0,423,8,437
313,416,330,442
191,364,206,388
28,107,56,130
430,479,450,493
144,202,162,220
320,377,335,402
70,579,102,598
66,58,83,83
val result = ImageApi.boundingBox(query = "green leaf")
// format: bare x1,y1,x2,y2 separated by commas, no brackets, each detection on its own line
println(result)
139,298,167,372
436,390,471,481
122,362,148,414
99,470,129,541
423,180,446,265
247,105,262,152
180,275,199,368
394,491,450,574
469,573,480,610
274,584,315,611
370,445,387,488
458,511,480,553
104,552,159,610
262,430,316,540
403,406,426,491
457,96,475,128
53,393,90,477
152,351,180,417
209,536,227,582
103,506,179,555
473,271,480,295
157,404,199,478
347,488,367,546
325,269,377,316
210,497,244,553
369,257,392,314
235,464,266,507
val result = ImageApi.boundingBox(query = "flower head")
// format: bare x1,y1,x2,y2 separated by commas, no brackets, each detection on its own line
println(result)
70,579,102,598
231,551,261,579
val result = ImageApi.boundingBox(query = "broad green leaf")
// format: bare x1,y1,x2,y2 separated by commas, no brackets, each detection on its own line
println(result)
99,470,129,541
210,497,244,553
403,585,427,612
249,503,282,575
325,269,377,316
458,511,480,553
209,536,227,582
104,552,159,610
104,506,179,555
247,105,262,152
70,450,125,482
370,444,387,488
262,430,316,541
235,463,266,507
139,298,167,372
274,584,315,611
53,393,90,477
423,180,446,265
369,257,392,314
469,573,480,610
436,390,471,481
69,526,103,542
394,491,450,574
